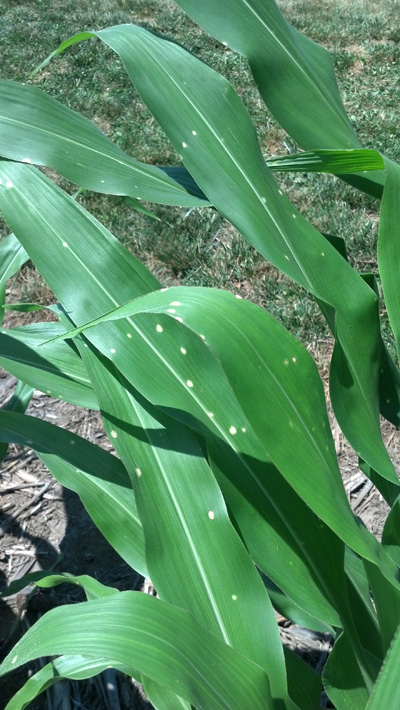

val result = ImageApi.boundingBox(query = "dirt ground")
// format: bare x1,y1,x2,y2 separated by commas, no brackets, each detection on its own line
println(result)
0,338,399,709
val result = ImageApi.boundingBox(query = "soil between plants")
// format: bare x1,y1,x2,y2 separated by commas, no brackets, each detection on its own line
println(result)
0,341,399,709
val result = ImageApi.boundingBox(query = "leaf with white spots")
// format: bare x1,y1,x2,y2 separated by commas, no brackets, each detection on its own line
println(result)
0,80,207,207
46,285,398,589
77,342,289,698
37,23,394,492
0,161,390,642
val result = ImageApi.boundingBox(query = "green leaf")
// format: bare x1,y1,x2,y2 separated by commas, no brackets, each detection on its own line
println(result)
0,411,147,576
173,0,384,198
323,632,370,710
3,302,45,312
0,322,99,410
378,158,400,359
0,592,274,710
34,573,119,599
3,655,137,710
365,622,400,710
266,149,385,174
48,286,397,579
0,80,207,207
77,342,293,706
283,648,322,710
0,380,33,461
142,678,191,710
0,232,29,282
44,24,394,490
0,232,29,326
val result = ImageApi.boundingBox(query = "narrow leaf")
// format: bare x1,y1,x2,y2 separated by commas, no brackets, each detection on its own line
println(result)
0,411,147,576
0,322,99,410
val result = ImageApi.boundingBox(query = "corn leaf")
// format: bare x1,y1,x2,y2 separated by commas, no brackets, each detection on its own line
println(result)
173,0,385,198
0,323,98,410
323,632,370,710
49,285,398,582
365,622,400,710
0,591,273,710
3,656,139,710
0,80,206,207
39,25,395,491
77,341,293,705
266,149,384,174
0,411,146,576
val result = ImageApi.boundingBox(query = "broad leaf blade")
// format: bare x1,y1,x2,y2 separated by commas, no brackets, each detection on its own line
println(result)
49,285,397,578
173,0,385,197
0,80,206,207
78,342,292,704
72,24,394,488
0,592,273,710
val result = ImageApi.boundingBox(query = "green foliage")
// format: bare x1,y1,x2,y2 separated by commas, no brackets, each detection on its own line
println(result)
1,1,400,708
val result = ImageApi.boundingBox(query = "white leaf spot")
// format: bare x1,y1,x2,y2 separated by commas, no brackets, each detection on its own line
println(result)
170,301,181,306
291,356,297,363
167,308,176,314
110,348,116,354
284,359,289,366
62,241,68,248
127,333,132,338
192,130,197,135
278,189,283,195
241,428,246,433
180,347,187,354
182,142,187,148
292,213,296,219
11,655,18,665
200,334,206,340
70,440,75,446
229,426,237,435
261,196,267,204
222,41,228,46
46,389,51,394
160,287,168,292
110,430,118,439
288,420,294,429
186,380,194,388
321,252,325,257
207,412,214,418
156,324,163,333
231,594,237,601
208,510,215,520
235,294,242,299
284,255,290,260
5,180,13,188
100,180,105,184
22,158,32,164
135,468,142,478
174,316,183,323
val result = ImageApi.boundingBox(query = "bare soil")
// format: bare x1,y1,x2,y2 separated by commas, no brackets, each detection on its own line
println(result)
0,339,399,709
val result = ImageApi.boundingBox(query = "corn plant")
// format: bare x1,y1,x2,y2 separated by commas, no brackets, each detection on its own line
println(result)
1,0,400,708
